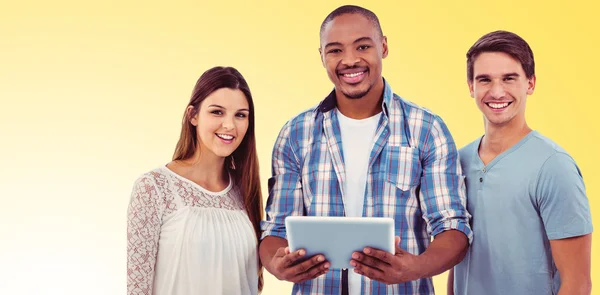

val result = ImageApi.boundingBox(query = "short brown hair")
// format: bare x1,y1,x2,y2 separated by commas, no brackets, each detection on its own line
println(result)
466,30,535,81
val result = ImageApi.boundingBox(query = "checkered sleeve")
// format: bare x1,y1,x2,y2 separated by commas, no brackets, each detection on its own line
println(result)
260,120,305,240
418,115,473,243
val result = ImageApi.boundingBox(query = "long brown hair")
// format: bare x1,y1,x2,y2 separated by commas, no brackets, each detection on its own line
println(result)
172,66,264,291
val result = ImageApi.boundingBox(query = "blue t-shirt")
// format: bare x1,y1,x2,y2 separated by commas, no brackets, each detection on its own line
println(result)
453,131,593,295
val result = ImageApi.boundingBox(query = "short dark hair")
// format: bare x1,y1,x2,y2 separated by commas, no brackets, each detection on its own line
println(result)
320,5,383,40
466,30,535,81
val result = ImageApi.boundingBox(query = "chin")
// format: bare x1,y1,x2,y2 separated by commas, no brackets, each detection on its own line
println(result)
342,87,369,99
217,151,235,158
207,147,232,159
345,83,373,99
485,117,510,126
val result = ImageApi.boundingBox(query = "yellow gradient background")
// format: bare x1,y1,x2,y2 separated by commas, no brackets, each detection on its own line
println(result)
1,1,597,294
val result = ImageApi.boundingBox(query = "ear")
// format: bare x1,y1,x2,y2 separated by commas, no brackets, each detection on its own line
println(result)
526,75,536,95
468,80,475,98
381,35,388,59
187,105,198,126
319,47,326,68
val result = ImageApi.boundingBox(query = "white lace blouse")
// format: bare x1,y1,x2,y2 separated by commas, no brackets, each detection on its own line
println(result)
127,166,259,295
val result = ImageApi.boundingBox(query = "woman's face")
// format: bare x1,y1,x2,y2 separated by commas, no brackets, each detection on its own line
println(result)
190,87,250,159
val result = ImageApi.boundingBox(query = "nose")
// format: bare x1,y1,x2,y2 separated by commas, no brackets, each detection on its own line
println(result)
489,81,506,99
222,115,235,130
341,49,360,67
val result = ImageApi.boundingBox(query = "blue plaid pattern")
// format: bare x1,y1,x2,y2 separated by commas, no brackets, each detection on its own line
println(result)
261,80,473,294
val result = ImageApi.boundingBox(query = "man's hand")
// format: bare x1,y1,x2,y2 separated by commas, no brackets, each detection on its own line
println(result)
269,247,330,283
350,236,422,284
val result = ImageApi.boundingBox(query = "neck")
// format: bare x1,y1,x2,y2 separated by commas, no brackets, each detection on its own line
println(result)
335,78,384,119
178,150,228,184
481,117,532,156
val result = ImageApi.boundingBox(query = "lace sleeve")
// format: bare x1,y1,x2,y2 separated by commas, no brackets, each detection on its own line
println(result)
127,175,162,295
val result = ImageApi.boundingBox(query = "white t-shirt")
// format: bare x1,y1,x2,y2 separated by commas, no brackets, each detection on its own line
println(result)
337,109,381,295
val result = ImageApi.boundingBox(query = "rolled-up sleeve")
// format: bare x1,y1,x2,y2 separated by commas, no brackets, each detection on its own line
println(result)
260,121,305,240
418,115,473,243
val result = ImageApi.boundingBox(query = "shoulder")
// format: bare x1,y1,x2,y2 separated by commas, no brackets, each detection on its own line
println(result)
279,104,320,138
518,131,578,171
528,131,572,156
392,94,442,126
529,133,584,197
381,80,440,126
390,94,453,146
273,104,323,160
539,152,580,177
132,166,171,195
459,138,481,160
458,139,479,168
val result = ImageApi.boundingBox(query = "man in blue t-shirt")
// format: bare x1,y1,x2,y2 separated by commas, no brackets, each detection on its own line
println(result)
449,30,593,295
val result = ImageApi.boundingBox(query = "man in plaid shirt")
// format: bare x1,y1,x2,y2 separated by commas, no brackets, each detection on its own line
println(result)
259,5,473,295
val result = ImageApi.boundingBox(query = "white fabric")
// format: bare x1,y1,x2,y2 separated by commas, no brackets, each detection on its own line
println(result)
127,166,258,295
337,110,381,295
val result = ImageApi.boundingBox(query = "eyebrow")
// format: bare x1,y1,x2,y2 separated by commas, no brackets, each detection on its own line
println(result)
208,104,249,112
503,73,520,78
475,72,520,80
324,36,374,49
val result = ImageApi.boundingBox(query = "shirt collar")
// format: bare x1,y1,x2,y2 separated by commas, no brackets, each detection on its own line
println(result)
316,77,393,118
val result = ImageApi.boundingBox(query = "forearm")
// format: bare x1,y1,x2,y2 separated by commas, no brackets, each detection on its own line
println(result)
127,179,161,295
416,230,468,278
557,276,592,295
550,234,592,295
447,268,455,295
127,225,159,295
259,236,289,272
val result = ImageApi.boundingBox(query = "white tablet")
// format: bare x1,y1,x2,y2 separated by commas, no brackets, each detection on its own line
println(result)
285,216,395,269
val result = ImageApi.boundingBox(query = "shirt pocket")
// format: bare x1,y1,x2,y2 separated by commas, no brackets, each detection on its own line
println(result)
385,146,421,191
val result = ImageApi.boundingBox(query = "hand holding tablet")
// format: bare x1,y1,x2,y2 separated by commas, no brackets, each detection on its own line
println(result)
285,216,395,269
265,240,331,284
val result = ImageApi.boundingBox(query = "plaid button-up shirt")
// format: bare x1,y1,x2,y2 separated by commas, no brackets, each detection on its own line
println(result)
261,80,473,294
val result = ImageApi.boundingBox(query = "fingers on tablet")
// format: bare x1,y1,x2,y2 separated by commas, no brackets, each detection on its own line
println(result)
374,249,391,262
364,247,391,263
292,258,329,283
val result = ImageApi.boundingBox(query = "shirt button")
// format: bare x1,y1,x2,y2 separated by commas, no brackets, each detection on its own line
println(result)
479,177,483,182
482,168,486,172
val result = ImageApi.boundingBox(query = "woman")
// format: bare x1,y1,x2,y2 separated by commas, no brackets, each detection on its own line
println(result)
127,66,263,295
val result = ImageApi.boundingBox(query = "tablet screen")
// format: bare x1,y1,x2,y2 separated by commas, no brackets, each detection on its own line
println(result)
285,216,395,269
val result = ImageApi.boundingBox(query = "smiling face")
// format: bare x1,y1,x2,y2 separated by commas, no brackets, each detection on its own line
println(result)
190,87,250,159
319,13,388,100
469,51,536,129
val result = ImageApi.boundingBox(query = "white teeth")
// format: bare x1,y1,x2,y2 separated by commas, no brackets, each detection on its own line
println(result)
488,102,509,109
343,72,363,78
216,134,233,140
